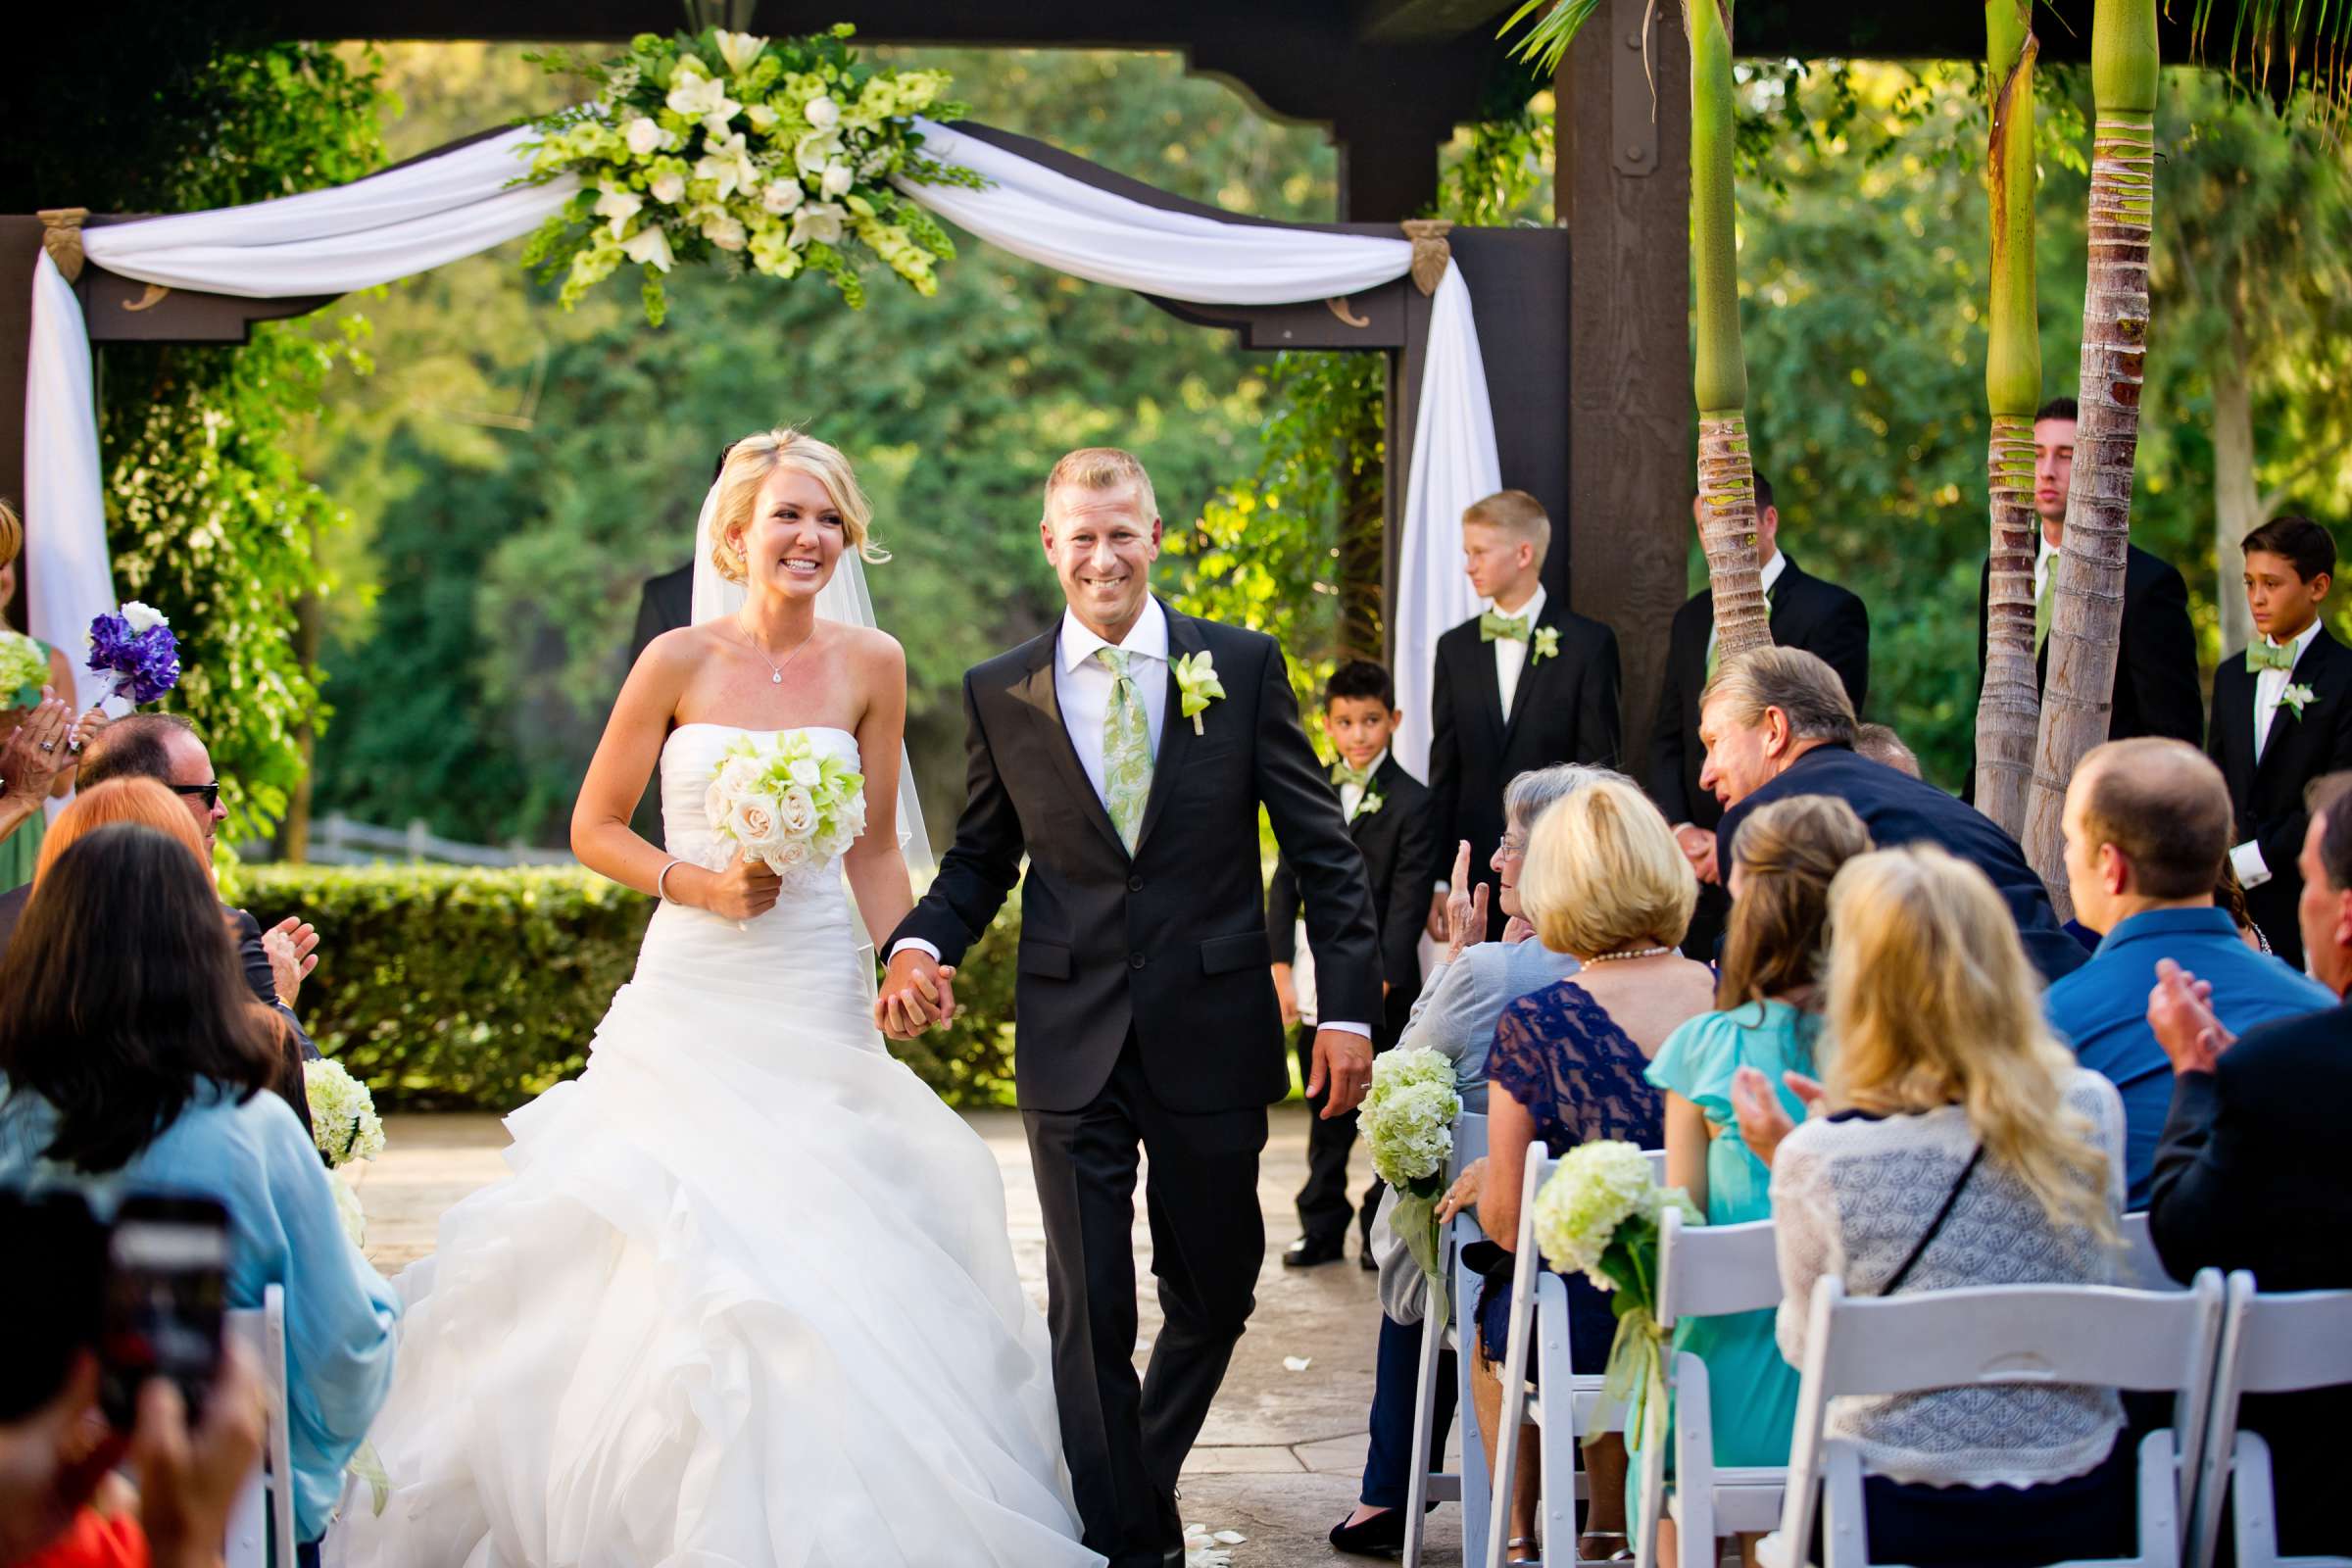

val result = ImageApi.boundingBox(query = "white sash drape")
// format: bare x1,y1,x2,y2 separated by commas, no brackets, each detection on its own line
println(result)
24,117,1494,773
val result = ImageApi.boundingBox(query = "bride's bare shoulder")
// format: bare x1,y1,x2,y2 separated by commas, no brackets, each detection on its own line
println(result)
835,622,905,675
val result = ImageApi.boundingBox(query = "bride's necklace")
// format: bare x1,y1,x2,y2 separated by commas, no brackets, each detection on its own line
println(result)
737,614,815,686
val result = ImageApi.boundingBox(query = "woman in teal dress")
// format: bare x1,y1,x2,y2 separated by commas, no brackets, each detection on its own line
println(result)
1642,794,1875,1566
0,502,94,892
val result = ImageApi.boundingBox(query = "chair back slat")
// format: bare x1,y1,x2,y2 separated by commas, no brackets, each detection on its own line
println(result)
2232,1286,2352,1394
1657,1209,1780,1327
1813,1280,2224,1398
1454,1110,1489,1177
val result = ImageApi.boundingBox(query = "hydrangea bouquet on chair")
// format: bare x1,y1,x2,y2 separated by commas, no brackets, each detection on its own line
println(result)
305,1058,386,1249
1362,1047,1463,1317
1533,1141,1697,1448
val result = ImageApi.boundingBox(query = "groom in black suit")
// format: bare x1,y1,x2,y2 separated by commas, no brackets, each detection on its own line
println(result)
879,448,1381,1568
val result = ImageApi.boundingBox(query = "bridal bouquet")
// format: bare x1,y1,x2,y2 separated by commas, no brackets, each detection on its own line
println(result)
305,1058,386,1249
519,24,984,323
706,730,867,878
1361,1048,1462,1316
1532,1140,1699,1446
0,631,47,711
85,602,180,707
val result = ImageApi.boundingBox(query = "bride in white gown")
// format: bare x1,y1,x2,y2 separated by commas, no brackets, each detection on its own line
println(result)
330,431,1101,1568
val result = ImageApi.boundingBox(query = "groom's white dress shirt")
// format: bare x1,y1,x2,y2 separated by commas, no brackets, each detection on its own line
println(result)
892,598,1369,1039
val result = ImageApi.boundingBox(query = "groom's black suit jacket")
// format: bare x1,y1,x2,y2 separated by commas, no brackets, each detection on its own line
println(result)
2208,624,2352,970
890,601,1382,1115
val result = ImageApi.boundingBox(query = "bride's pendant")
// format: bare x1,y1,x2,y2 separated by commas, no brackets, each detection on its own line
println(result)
771,670,783,684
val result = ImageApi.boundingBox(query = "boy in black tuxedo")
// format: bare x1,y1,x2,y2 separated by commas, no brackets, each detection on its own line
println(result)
1424,490,1620,942
1269,660,1436,1267
2209,515,2352,969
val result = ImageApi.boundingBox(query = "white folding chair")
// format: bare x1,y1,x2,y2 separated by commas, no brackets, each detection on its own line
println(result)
2121,1212,2184,1292
1635,1208,1785,1568
222,1283,295,1568
1407,1110,1491,1568
1483,1151,1669,1568
1772,1269,2226,1568
2191,1272,2352,1568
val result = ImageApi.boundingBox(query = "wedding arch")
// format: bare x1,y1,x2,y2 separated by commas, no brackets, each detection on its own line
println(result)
17,103,1571,773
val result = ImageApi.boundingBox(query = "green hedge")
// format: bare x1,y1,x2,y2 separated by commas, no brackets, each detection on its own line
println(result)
229,865,1020,1112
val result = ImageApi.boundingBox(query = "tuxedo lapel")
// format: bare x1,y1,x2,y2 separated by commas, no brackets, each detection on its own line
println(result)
1502,598,1564,746
1011,628,1129,860
1134,602,1201,855
1468,628,1509,749
2254,631,2332,784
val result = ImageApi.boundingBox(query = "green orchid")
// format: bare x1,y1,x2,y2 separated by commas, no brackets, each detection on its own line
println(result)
1172,651,1225,735
1530,625,1561,665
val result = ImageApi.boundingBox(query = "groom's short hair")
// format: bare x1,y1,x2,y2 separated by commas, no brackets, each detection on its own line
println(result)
1044,448,1158,523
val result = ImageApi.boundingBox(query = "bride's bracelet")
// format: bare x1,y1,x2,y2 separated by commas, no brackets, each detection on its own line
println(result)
655,858,688,904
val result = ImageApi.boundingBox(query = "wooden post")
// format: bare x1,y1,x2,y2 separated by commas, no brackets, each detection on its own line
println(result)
1559,0,1694,764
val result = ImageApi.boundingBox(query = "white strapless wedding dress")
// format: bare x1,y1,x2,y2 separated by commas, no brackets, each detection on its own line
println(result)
329,725,1100,1568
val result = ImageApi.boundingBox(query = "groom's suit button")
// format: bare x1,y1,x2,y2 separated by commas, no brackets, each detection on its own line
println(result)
1127,874,1145,893
1129,952,1148,970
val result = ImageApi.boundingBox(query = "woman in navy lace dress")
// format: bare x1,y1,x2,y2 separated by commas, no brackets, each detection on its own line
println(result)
1440,774,1713,1563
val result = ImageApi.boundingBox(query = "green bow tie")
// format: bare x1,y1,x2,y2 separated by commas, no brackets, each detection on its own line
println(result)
1480,611,1530,643
1331,760,1375,791
2248,640,2298,674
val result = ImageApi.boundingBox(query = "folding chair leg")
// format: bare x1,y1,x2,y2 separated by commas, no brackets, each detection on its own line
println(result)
1404,1307,1446,1568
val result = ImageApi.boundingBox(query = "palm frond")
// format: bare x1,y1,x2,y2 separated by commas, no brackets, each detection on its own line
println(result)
1500,0,1606,76
2187,0,2352,124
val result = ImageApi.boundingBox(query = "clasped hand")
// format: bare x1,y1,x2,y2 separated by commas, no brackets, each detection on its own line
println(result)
873,948,959,1039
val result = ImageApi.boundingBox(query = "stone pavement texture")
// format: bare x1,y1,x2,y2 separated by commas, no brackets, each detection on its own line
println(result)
353,1104,1470,1566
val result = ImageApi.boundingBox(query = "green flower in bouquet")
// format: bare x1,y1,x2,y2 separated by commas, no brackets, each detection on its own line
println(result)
1531,1139,1700,1446
1360,1047,1462,1315
0,631,48,710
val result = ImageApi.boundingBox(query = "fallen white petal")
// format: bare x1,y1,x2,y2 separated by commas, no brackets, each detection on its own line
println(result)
1283,1355,1312,1372
1213,1530,1248,1544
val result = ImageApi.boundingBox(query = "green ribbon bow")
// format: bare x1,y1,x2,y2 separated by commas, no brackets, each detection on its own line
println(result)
1330,760,1375,791
2248,640,2298,674
1479,611,1531,643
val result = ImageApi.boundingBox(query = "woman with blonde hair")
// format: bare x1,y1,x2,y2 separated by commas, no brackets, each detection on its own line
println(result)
1770,845,2130,1565
1441,774,1714,1564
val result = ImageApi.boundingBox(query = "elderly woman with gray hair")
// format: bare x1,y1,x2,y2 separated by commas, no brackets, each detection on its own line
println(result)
1327,763,1600,1557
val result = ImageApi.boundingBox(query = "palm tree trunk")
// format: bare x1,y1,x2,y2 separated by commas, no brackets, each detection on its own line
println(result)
2022,0,2158,915
1974,0,2043,835
1687,0,1768,660
2212,338,2259,653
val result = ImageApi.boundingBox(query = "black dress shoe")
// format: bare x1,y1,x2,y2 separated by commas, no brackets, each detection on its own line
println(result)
1329,1505,1412,1556
1283,1235,1347,1268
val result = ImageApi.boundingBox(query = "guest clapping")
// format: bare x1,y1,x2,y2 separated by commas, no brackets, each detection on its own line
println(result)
0,824,399,1553
1771,847,2130,1566
1448,776,1712,1562
0,500,108,894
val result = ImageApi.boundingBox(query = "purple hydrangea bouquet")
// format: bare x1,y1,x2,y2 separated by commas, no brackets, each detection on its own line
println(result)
86,601,181,707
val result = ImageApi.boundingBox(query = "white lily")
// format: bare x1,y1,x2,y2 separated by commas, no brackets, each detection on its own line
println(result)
592,188,644,238
819,160,856,199
694,134,758,200
796,130,843,176
620,224,675,272
648,170,687,205
789,202,845,249
711,29,768,75
666,71,739,126
760,180,805,215
702,213,748,251
745,103,779,132
804,93,841,130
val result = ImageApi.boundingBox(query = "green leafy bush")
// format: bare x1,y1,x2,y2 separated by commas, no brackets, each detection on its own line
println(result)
229,864,1021,1111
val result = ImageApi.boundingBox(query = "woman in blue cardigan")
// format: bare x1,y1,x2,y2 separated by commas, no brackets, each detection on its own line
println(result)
0,822,399,1554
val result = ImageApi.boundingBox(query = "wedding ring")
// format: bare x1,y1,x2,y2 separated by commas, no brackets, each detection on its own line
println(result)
37,742,54,753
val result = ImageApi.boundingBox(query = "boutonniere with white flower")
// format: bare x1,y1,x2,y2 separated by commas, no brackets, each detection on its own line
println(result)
1356,788,1385,816
1531,625,1561,665
1172,651,1225,735
2282,682,2318,721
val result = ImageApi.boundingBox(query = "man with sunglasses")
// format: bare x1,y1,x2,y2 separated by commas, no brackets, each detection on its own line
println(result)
0,715,322,1084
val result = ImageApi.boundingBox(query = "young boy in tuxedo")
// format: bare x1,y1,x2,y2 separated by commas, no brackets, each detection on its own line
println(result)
2209,515,2352,969
1268,661,1435,1268
1424,490,1621,941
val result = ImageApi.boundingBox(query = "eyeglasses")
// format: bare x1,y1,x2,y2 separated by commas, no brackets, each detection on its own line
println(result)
168,781,222,811
1498,833,1528,858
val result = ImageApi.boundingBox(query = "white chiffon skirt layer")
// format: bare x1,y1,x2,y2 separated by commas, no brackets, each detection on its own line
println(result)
331,730,1098,1568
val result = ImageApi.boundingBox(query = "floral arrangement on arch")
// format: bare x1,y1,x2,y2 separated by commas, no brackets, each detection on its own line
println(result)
519,24,984,324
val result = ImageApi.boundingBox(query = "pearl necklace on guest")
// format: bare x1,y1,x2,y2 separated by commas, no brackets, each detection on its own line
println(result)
1584,944,1675,963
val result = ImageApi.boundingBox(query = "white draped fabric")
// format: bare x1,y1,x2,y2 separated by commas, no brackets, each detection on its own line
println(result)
24,116,1494,773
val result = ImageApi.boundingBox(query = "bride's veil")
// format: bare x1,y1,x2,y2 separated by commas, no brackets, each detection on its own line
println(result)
689,478,938,983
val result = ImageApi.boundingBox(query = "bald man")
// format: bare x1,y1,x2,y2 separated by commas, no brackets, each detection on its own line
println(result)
2045,738,2331,1201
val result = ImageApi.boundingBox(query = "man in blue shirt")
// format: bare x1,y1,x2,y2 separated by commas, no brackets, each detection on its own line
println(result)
2047,737,2332,1202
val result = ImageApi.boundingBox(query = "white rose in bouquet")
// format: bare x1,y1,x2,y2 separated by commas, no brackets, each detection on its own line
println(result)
122,601,170,636
729,796,785,859
761,180,805,215
788,758,822,787
804,93,841,130
776,786,819,839
650,170,687,205
820,161,856,199
623,116,665,156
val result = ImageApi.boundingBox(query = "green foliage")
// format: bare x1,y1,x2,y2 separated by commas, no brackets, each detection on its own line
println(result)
229,863,1021,1110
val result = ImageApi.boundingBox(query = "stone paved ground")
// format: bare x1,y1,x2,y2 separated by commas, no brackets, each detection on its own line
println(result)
352,1105,1469,1566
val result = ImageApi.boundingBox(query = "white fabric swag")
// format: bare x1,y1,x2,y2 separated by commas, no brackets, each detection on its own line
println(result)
24,118,1495,773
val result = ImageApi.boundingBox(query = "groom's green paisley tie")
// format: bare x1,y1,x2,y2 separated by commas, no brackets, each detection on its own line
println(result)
1097,647,1152,852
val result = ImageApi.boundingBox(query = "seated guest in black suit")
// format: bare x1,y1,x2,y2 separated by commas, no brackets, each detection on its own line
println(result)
1268,660,1436,1268
2145,773,2352,1558
1650,469,1869,954
1975,396,2203,748
1704,648,2085,981
1425,490,1621,941
2208,515,2352,970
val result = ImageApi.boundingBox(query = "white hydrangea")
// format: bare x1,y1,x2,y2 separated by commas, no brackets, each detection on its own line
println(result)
330,1171,368,1250
1359,1048,1460,1189
1531,1140,1689,1289
304,1058,386,1167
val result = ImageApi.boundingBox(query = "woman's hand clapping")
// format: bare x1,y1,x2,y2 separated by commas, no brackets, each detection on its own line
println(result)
1444,841,1490,963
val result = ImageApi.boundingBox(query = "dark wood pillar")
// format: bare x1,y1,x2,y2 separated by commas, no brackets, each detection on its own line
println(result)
1559,0,1692,764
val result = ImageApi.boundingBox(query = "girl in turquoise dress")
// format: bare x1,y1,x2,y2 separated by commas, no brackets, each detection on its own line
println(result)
0,502,91,892
1642,794,1875,1566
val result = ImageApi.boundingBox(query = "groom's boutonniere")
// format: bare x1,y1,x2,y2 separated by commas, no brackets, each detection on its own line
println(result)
1530,625,1560,665
1172,651,1225,735
2282,682,2318,721
1356,787,1385,815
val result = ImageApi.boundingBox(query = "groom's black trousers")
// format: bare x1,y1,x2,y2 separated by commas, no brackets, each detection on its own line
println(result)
1023,1032,1268,1568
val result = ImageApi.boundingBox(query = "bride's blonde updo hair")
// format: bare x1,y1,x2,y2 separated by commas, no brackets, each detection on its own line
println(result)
710,428,886,584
